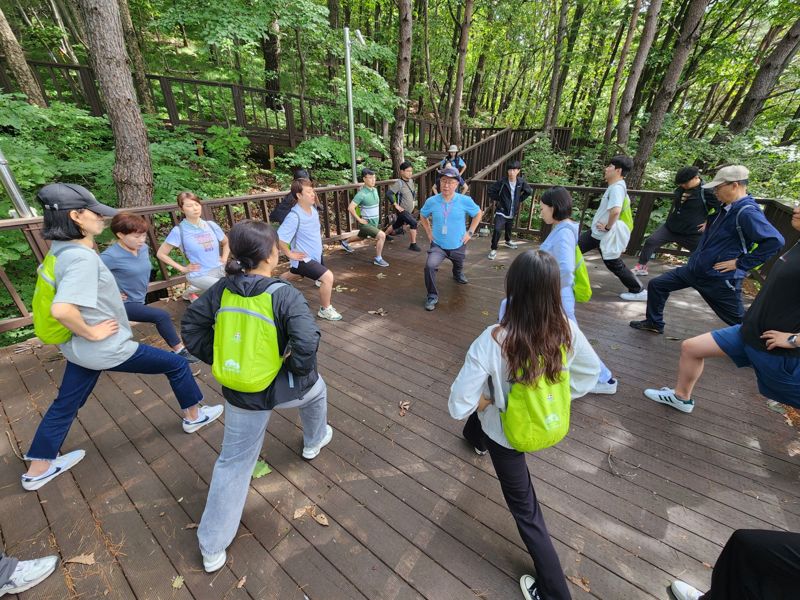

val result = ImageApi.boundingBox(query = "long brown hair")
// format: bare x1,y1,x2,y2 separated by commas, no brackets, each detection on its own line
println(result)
494,250,572,384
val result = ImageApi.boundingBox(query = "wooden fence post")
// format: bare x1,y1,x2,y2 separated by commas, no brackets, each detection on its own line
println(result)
230,84,247,128
285,100,298,147
159,77,180,126
77,66,104,116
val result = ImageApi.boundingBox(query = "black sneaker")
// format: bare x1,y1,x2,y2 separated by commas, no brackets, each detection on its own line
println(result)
409,243,421,252
177,347,200,363
629,319,663,334
453,273,469,285
386,234,395,242
424,296,438,311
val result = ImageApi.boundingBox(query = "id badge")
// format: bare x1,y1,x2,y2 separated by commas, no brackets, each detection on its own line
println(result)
441,224,448,235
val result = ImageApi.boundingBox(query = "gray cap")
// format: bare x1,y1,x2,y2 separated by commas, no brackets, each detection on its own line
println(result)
448,145,458,153
703,165,749,189
36,183,117,217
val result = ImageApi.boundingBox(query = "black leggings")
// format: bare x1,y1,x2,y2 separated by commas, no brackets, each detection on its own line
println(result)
491,214,514,250
578,229,642,293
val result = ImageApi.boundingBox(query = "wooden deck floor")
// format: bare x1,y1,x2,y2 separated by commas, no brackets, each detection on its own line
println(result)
1,235,798,600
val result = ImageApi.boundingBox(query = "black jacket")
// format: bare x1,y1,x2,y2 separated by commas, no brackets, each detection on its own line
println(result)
665,181,720,236
181,274,321,411
488,176,533,218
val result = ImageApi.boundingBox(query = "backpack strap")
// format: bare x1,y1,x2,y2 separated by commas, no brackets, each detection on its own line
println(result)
265,281,288,295
734,205,755,255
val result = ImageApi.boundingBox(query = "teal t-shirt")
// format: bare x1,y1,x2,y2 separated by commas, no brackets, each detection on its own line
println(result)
420,193,480,250
353,186,380,226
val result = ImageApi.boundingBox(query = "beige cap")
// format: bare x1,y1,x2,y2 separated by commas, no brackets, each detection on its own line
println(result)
703,165,749,188
448,144,458,153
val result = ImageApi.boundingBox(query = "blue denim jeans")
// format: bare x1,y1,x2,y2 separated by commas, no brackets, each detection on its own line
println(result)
26,344,202,461
198,376,328,555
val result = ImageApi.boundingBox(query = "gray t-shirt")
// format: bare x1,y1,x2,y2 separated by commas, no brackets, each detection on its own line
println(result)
277,205,323,268
388,178,417,213
52,241,138,370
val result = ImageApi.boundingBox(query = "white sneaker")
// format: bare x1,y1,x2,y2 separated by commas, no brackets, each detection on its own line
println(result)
670,580,703,600
318,305,343,321
644,387,695,413
591,378,618,395
502,240,518,249
314,279,322,287
302,425,333,460
487,250,497,260
620,289,648,301
21,449,86,491
0,555,59,595
519,574,541,600
183,404,224,433
202,550,226,573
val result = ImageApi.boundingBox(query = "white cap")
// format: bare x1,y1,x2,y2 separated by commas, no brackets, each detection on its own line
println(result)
703,165,749,188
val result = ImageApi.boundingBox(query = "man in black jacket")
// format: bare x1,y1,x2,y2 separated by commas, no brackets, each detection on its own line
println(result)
632,166,720,276
487,160,533,260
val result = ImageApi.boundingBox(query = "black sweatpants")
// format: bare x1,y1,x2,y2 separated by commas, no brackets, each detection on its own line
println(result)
702,529,800,600
638,224,701,265
491,214,514,250
578,229,642,293
390,210,418,233
463,413,572,600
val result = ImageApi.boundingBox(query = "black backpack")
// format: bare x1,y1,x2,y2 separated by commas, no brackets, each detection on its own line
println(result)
269,192,295,224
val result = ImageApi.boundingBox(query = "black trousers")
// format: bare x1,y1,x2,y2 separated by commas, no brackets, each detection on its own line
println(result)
463,413,572,600
424,243,465,298
578,229,642,293
702,529,800,600
638,224,701,265
491,214,514,250
391,210,418,232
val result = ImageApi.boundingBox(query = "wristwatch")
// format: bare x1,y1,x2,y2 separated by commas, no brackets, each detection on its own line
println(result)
789,334,798,348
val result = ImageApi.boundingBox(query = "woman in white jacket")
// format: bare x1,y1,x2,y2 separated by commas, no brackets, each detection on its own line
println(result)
449,250,600,600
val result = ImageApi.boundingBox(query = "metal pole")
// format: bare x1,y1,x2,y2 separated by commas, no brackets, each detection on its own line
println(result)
0,147,35,218
344,27,357,184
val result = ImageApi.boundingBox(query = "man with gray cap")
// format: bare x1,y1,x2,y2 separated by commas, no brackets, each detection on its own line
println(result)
630,165,784,335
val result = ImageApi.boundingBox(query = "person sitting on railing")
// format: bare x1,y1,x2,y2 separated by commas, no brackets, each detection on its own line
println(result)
277,178,343,321
101,212,198,363
340,168,390,267
156,192,229,302
487,160,533,260
630,165,784,337
578,155,646,300
641,202,798,415
630,166,720,277
419,166,483,312
384,161,421,252
21,184,222,492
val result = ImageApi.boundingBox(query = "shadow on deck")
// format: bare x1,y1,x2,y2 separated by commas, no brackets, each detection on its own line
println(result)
1,235,798,600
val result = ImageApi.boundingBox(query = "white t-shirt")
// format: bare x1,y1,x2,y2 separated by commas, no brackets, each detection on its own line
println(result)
591,179,627,240
448,320,601,449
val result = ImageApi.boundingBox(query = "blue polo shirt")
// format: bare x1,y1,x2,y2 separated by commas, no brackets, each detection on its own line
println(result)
420,193,480,250
100,242,152,304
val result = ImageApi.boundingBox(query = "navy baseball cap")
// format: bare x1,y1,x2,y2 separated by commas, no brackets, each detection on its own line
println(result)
439,166,463,182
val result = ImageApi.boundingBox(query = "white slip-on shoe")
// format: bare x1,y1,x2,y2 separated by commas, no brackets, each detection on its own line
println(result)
202,550,226,573
591,378,618,395
183,404,224,433
620,289,648,301
0,555,59,596
21,449,86,492
303,425,333,460
670,580,703,600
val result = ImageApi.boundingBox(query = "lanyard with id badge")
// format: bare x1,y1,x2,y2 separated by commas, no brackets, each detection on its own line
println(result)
441,198,454,236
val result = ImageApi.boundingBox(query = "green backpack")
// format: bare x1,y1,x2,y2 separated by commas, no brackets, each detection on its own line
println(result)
212,281,287,393
573,246,592,303
32,245,82,345
619,195,634,231
500,347,571,453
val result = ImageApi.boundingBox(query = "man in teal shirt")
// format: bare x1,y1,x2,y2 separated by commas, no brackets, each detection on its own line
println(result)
341,168,389,267
419,166,483,311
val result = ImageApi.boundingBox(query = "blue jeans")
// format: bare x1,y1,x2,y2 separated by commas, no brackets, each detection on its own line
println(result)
646,266,744,330
26,344,203,461
125,302,181,348
198,376,328,555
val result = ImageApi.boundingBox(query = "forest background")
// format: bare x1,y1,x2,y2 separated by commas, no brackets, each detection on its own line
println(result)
0,0,798,342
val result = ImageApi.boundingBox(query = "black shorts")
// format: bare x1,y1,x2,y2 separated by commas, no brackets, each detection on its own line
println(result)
290,259,328,281
392,211,418,231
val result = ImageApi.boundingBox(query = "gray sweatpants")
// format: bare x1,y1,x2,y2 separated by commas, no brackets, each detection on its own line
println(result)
197,376,328,555
185,265,225,296
0,553,19,587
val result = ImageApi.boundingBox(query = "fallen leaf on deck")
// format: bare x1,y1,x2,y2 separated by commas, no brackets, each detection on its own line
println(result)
492,264,506,270
567,575,590,592
172,575,184,589
399,400,411,416
666,336,683,341
183,522,199,530
65,553,95,566
350,287,359,292
293,505,330,526
294,505,312,520
376,273,387,279
133,389,142,395
702,562,712,569
368,308,388,316
312,511,329,527
333,285,348,292
252,459,272,479
236,575,247,588
481,311,489,316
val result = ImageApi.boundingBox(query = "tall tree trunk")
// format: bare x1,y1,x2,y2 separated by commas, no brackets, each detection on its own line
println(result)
581,18,625,137
603,0,641,147
117,0,154,113
327,0,339,90
48,0,79,63
543,0,569,132
0,7,47,107
294,28,308,136
467,45,487,117
442,2,463,123
551,0,584,130
61,0,87,47
449,0,474,147
390,0,412,172
261,20,281,109
616,0,664,149
76,0,153,207
719,18,800,139
421,0,446,145
779,100,800,146
628,0,710,189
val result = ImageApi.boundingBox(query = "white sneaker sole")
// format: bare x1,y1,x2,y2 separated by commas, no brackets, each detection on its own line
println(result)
21,450,86,491
202,551,226,573
303,425,333,460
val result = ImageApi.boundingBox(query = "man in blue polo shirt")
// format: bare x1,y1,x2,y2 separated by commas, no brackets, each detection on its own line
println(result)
419,166,483,311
